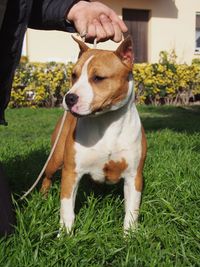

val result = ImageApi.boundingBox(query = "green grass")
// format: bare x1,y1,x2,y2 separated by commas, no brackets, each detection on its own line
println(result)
0,106,200,267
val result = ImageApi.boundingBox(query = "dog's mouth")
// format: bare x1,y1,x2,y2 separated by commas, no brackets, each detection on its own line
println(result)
63,89,133,118
69,110,85,118
68,107,104,118
63,96,106,117
66,97,131,118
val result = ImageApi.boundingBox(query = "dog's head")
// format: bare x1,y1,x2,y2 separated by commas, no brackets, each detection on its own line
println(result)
63,36,134,117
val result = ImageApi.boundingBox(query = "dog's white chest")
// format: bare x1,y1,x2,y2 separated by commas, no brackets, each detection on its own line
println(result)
74,105,142,183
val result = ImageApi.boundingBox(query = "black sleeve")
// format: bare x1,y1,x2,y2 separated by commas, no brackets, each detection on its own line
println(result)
28,0,89,32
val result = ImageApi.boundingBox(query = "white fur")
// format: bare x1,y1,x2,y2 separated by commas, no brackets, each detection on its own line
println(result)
59,181,80,234
63,57,94,115
73,79,142,231
61,63,143,233
124,177,141,231
60,198,75,233
75,80,141,179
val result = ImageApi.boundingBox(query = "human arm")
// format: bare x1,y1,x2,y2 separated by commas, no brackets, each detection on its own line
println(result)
66,1,128,42
28,0,87,32
28,0,127,42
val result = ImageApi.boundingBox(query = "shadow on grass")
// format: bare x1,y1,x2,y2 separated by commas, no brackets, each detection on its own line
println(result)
140,105,200,133
4,147,124,206
75,175,124,213
5,105,200,199
4,149,49,195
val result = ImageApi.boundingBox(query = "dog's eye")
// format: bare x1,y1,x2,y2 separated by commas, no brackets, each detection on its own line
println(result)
93,75,106,82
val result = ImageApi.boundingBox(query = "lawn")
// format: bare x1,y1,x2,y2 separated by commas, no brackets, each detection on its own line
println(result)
0,106,200,267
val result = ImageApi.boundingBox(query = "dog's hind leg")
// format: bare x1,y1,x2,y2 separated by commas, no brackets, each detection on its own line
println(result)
40,113,73,195
40,157,63,195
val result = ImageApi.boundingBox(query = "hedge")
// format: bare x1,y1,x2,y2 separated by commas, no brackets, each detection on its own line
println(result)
134,62,200,105
10,61,73,108
9,55,200,108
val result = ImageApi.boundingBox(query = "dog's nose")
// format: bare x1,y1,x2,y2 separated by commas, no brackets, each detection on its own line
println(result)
65,93,79,108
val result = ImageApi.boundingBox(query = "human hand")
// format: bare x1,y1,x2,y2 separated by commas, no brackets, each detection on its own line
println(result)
66,1,128,43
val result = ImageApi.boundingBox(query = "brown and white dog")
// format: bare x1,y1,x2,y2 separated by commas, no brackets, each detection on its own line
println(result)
41,36,147,233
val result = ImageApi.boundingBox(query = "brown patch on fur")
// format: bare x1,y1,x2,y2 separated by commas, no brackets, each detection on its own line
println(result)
40,113,70,194
60,113,77,199
71,49,131,113
88,51,131,112
135,126,147,192
115,36,133,69
72,36,89,58
40,112,77,195
40,177,52,196
103,158,128,183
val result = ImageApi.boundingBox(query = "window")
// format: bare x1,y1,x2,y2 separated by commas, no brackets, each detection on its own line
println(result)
195,13,200,53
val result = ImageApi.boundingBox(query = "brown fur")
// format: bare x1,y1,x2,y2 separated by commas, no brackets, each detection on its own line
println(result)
60,113,77,199
41,37,146,199
89,52,130,112
71,49,131,114
134,127,147,192
39,37,147,232
40,113,77,196
103,158,128,183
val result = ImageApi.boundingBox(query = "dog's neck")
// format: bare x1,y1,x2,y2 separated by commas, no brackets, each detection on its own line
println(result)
75,77,138,147
95,73,134,116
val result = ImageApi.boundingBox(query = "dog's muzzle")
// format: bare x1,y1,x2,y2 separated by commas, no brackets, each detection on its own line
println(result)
64,93,79,109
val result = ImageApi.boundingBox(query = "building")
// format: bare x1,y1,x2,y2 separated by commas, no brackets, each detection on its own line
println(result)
22,0,200,64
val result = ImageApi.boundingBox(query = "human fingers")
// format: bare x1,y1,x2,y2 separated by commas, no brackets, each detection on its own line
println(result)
108,10,128,33
99,14,115,38
92,18,107,41
86,23,96,40
111,21,123,42
73,17,88,39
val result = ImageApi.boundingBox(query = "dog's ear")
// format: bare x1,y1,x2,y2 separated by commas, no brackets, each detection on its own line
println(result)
72,36,89,57
115,36,134,68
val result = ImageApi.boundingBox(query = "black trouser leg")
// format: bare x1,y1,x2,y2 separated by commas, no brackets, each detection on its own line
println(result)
0,164,16,236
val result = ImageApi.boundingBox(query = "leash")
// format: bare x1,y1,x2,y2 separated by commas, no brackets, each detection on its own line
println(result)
80,31,97,48
20,110,68,200
20,35,97,200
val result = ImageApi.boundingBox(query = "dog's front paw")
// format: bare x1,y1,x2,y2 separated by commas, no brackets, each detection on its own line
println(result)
58,211,75,237
58,198,75,236
123,213,138,233
57,220,74,238
63,218,74,233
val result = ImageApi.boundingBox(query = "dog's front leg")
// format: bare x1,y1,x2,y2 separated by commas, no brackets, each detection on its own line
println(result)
123,176,142,232
59,166,80,234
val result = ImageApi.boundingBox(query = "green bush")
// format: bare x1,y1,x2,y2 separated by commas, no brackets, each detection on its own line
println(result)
9,57,200,108
192,58,200,66
134,63,200,105
10,61,73,108
134,50,200,105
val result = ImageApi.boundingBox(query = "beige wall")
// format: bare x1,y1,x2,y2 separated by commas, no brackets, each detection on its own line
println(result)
26,0,200,64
